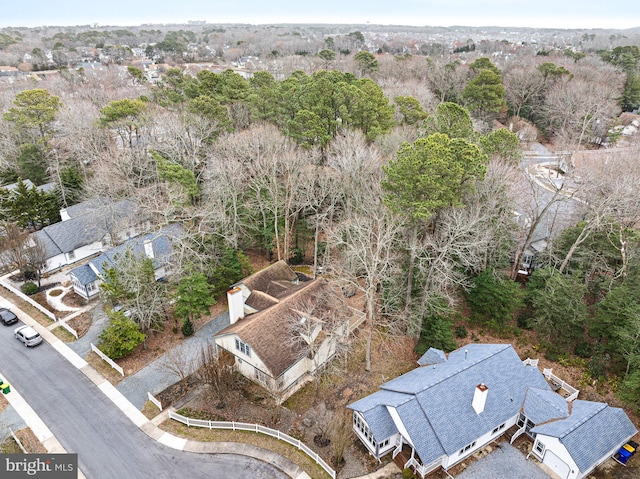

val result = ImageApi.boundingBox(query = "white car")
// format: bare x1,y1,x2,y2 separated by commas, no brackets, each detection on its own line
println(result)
14,325,43,347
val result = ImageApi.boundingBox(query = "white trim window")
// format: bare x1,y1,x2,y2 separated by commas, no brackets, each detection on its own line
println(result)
534,440,545,457
235,338,251,357
459,441,476,456
492,423,506,435
255,368,267,384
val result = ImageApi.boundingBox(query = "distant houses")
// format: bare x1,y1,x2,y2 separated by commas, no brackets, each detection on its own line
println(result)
30,197,149,273
68,223,182,300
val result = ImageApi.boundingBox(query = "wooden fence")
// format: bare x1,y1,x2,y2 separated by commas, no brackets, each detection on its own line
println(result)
168,410,336,479
90,343,124,376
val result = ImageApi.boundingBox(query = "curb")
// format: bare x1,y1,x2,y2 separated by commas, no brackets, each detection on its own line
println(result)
0,295,310,479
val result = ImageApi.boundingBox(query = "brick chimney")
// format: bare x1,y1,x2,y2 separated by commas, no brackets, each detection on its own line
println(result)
472,383,489,414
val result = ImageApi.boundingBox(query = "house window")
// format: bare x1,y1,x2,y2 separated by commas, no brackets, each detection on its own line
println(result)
255,368,267,384
459,441,476,456
492,423,506,435
235,338,251,357
68,251,76,260
535,441,545,456
353,414,375,446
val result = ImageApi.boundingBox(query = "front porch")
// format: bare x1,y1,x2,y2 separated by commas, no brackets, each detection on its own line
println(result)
392,441,444,478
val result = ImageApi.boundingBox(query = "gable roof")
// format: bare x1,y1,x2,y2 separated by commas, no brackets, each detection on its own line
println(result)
217,278,326,377
349,344,551,464
31,198,139,258
531,400,637,473
522,387,569,425
417,347,447,366
69,223,182,286
239,259,299,299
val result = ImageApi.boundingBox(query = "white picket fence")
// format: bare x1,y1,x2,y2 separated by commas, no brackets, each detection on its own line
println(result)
169,410,336,479
58,320,79,339
9,428,27,453
0,278,57,321
147,392,162,411
90,343,124,376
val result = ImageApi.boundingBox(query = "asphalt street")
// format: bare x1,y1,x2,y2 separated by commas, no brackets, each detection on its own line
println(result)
0,318,287,479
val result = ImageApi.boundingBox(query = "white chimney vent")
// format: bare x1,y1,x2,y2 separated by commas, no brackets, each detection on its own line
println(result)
472,383,489,414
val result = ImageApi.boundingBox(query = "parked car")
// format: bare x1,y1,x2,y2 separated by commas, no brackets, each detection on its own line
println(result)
0,308,18,326
14,325,43,347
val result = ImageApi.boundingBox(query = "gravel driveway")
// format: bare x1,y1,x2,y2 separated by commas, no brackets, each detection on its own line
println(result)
457,442,550,479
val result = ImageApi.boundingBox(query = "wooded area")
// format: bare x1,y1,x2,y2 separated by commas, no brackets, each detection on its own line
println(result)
2,24,640,412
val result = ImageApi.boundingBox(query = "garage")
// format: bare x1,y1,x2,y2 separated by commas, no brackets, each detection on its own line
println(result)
544,450,571,479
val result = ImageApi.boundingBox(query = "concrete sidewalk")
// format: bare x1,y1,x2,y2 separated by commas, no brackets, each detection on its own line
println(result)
0,296,311,479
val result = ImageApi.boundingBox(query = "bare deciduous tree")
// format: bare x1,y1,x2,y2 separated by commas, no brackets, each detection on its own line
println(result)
329,207,401,371
195,343,237,409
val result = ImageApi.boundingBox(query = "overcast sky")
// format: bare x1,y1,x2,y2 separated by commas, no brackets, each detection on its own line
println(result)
2,1,639,30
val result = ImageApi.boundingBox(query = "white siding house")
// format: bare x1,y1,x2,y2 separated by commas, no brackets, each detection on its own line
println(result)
214,261,359,400
349,344,637,478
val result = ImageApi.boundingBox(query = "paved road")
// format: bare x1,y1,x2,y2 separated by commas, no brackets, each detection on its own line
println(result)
0,320,286,479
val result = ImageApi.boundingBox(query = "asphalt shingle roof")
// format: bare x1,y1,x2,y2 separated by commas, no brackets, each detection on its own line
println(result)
69,224,182,286
362,405,398,441
349,344,552,465
531,400,637,473
417,347,447,366
70,264,98,285
33,198,139,257
522,387,569,425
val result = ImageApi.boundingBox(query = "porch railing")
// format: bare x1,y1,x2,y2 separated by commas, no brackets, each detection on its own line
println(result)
543,368,579,401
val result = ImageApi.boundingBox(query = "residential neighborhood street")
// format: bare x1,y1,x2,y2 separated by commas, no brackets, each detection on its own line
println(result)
0,306,287,479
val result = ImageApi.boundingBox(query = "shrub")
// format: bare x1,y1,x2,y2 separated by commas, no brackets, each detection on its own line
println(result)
467,269,523,328
455,324,468,338
98,310,145,359
574,341,593,359
181,318,194,337
21,281,38,295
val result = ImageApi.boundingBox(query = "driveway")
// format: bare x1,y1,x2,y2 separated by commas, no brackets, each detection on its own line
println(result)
117,311,231,409
457,442,550,479
0,315,286,479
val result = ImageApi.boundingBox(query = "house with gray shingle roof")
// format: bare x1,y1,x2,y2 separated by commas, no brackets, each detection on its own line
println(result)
68,223,182,300
214,260,364,400
29,197,149,273
348,344,636,478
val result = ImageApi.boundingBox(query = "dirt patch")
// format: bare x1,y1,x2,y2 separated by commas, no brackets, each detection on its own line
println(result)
0,390,8,412
66,312,92,338
14,427,46,453
61,290,88,308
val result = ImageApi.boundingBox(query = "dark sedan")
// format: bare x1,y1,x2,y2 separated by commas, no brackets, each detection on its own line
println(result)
0,307,18,326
